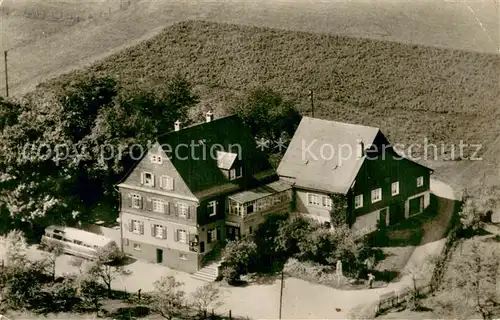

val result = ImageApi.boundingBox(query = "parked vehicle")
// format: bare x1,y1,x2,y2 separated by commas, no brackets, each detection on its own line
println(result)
41,225,117,261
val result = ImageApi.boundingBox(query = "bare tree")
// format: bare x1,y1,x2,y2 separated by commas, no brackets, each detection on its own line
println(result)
404,259,435,311
191,282,223,313
40,237,65,280
149,276,187,320
88,243,131,297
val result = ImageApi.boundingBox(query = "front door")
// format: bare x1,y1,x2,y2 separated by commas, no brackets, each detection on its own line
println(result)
379,208,388,229
389,201,405,225
156,249,163,264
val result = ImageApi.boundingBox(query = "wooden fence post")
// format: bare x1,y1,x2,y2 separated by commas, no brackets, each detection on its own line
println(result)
229,310,232,320
203,309,207,319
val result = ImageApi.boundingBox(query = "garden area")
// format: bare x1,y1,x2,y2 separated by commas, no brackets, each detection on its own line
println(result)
0,231,232,320
218,212,393,290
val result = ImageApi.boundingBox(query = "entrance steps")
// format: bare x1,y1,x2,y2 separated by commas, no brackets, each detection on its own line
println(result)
191,262,220,282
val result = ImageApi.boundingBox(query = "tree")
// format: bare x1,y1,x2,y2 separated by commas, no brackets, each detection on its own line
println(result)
403,259,435,311
0,74,196,234
79,276,106,316
220,236,258,282
149,276,187,320
40,237,65,280
191,282,223,313
436,242,499,319
3,230,28,267
88,243,131,297
459,198,485,232
230,87,301,166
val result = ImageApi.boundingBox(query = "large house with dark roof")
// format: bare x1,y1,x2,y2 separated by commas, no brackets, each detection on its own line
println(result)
277,117,434,236
117,112,292,274
117,113,433,275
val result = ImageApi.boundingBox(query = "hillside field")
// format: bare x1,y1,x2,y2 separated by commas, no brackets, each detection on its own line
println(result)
35,20,500,191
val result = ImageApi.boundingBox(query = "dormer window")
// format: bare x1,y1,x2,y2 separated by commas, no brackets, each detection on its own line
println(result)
150,155,163,164
142,172,155,187
229,167,243,180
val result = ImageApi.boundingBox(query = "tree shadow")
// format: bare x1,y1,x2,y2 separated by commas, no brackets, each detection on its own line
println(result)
371,269,400,282
109,305,151,319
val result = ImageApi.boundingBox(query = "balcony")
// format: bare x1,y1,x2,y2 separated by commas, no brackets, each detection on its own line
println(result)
227,180,293,223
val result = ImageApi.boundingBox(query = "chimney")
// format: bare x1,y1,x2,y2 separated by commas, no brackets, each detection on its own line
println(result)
174,120,181,132
206,110,214,123
356,139,365,158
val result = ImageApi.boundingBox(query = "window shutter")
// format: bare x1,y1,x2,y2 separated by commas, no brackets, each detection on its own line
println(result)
140,222,144,235
170,178,174,190
151,174,155,187
159,176,164,189
186,206,191,219
207,230,212,244
124,238,129,246
151,224,155,237
146,198,153,211
139,196,143,209
174,203,179,216
163,202,168,214
216,227,221,241
128,220,133,232
140,173,145,185
174,229,178,242
127,194,132,207
162,227,167,239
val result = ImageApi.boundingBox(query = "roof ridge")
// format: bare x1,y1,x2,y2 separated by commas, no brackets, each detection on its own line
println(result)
157,114,239,139
302,116,380,131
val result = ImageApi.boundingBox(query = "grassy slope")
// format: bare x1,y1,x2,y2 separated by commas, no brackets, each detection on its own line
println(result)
39,20,500,186
1,0,498,97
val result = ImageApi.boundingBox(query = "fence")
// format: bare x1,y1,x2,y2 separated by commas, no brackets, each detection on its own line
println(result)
373,199,462,316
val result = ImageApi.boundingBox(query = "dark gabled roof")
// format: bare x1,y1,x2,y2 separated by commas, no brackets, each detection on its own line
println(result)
157,115,275,199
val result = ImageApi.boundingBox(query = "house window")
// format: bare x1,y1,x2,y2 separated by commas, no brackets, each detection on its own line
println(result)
177,230,188,244
355,194,363,209
417,176,424,187
131,194,142,209
132,220,142,233
153,225,165,239
179,253,187,260
160,175,174,190
307,193,321,206
133,243,141,251
208,200,217,217
207,229,217,243
178,203,188,218
152,199,165,213
229,167,242,180
150,155,163,164
371,188,382,203
391,182,400,196
142,172,155,187
322,196,332,209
